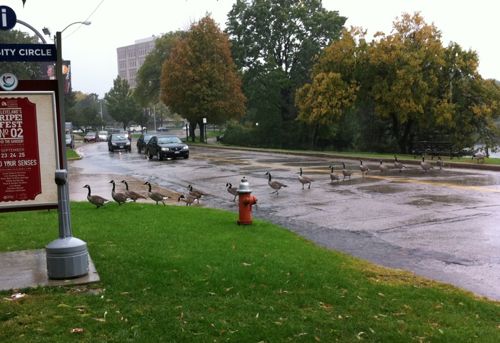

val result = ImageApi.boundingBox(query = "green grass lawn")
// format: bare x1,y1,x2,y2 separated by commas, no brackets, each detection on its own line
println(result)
66,148,80,160
0,203,498,342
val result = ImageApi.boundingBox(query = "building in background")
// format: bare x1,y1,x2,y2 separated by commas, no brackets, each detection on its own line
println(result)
117,36,157,89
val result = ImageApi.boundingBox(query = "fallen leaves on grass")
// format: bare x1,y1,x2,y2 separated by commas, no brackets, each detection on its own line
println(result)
4,292,26,301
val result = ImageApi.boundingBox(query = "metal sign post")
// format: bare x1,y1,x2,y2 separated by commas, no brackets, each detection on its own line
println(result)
45,31,89,279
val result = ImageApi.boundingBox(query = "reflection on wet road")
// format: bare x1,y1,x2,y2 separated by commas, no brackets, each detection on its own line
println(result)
69,142,500,301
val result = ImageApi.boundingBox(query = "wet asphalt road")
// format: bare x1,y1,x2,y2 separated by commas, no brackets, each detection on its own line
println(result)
69,140,500,301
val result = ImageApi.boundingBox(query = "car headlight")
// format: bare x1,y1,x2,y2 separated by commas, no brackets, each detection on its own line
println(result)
161,147,170,151
182,145,189,150
126,141,131,145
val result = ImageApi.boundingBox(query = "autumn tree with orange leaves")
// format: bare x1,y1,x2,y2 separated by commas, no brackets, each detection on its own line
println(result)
160,16,246,142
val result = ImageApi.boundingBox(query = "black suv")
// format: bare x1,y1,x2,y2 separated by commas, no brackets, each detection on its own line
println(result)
137,133,153,154
147,135,189,160
108,133,131,152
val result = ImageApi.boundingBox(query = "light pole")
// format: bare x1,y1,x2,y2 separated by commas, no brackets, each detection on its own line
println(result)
46,21,91,280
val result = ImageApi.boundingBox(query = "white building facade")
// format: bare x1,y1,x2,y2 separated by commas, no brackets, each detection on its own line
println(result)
117,36,157,89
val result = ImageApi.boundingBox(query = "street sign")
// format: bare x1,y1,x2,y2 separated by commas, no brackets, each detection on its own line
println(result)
0,5,16,31
0,44,57,62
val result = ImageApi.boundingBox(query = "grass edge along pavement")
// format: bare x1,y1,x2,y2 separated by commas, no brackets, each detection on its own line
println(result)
1,203,498,342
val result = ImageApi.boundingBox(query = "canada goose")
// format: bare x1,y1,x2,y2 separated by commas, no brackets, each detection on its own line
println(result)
359,160,369,177
187,185,205,199
226,183,238,201
121,180,146,201
341,162,352,180
178,194,198,206
298,168,314,189
265,171,287,195
83,184,108,208
109,180,128,205
436,156,444,170
472,152,486,163
329,165,340,183
393,155,405,172
378,160,388,173
144,181,168,205
420,156,433,172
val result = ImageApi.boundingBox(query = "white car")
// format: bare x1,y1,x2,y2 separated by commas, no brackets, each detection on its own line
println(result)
97,130,108,142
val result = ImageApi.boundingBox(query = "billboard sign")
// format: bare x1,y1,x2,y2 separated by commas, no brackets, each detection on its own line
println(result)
0,92,59,211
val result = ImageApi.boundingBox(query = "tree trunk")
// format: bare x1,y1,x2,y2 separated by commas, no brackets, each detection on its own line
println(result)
189,121,197,142
198,120,205,143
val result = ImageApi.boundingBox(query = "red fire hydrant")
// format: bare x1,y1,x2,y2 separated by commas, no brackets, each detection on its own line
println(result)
237,177,257,225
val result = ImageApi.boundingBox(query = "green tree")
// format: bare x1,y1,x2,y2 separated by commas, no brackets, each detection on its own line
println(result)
226,0,346,146
0,30,43,79
104,77,142,130
298,13,500,153
67,92,103,130
160,16,246,142
134,31,185,107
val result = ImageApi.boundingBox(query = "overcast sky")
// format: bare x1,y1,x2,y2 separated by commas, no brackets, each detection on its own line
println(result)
4,0,500,98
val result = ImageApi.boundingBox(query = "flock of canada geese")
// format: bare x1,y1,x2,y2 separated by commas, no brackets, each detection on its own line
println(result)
81,154,479,208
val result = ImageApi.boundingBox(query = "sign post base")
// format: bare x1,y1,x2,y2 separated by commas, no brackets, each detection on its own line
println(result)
46,237,88,279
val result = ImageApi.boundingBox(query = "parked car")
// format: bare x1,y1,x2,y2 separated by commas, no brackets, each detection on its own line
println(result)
146,135,189,160
97,130,109,142
157,126,168,132
65,133,75,149
108,133,131,152
83,131,97,143
137,133,153,154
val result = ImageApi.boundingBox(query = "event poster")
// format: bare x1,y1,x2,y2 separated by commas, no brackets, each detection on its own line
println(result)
0,92,58,210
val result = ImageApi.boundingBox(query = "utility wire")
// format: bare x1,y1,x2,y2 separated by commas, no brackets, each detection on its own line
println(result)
63,0,105,39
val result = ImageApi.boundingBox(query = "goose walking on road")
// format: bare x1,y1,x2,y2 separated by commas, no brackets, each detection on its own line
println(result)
265,171,287,195
109,180,128,205
329,165,340,183
226,183,238,201
472,152,486,163
420,156,433,172
341,162,352,180
393,155,405,172
121,180,146,202
178,194,198,206
144,181,169,206
436,156,444,170
378,160,388,173
298,168,314,189
83,184,108,208
359,160,369,177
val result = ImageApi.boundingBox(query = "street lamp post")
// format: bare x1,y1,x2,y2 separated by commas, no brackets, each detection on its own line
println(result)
45,21,91,280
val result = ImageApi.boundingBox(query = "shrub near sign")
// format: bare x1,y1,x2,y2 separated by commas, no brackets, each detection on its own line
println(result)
0,98,42,201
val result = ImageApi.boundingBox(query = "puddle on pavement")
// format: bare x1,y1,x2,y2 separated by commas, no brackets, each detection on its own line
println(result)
286,161,333,167
443,176,500,187
406,194,469,206
327,188,356,195
358,184,405,194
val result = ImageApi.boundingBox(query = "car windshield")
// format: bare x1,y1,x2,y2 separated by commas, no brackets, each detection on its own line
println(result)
158,136,182,144
86,132,96,136
143,135,153,142
112,135,127,141
98,131,108,135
